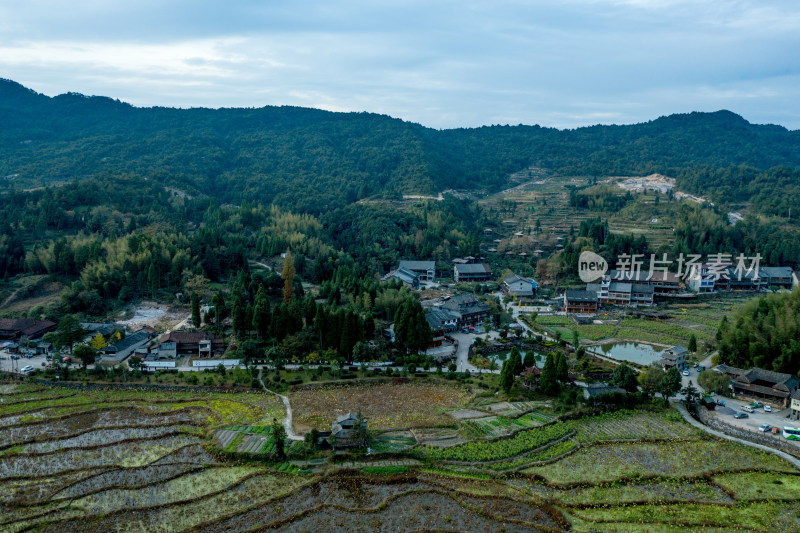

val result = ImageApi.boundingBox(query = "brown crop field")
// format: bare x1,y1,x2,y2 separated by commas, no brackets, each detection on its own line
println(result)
288,379,472,431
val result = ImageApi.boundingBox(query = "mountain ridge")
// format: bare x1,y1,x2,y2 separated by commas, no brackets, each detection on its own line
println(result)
2,79,799,214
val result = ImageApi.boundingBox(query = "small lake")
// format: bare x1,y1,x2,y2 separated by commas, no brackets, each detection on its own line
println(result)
596,342,664,366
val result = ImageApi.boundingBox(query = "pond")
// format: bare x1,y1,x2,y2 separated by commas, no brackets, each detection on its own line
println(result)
596,341,664,366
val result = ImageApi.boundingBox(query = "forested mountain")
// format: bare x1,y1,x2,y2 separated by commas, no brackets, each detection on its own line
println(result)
2,79,800,215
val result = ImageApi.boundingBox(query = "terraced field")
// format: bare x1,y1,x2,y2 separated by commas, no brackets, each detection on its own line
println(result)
2,380,799,531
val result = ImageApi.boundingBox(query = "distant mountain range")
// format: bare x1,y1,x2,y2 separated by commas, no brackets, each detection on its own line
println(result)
2,78,799,213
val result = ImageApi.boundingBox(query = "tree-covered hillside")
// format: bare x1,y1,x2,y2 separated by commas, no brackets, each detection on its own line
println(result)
2,79,799,215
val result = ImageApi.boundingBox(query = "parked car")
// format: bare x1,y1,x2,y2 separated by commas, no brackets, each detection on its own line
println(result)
682,369,690,376
764,405,772,413
759,424,772,432
698,365,706,371
734,412,748,419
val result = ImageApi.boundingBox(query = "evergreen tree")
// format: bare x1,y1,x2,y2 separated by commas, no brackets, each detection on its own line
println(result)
687,334,697,353
555,353,569,383
539,353,559,395
191,292,201,327
212,291,225,328
509,346,523,375
500,358,514,394
55,314,86,352
271,418,287,460
522,350,536,369
252,286,271,339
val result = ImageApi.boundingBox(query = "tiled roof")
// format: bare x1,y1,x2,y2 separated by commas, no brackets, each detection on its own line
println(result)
455,263,492,274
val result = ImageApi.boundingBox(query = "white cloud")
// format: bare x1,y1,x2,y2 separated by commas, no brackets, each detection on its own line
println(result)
0,1,798,128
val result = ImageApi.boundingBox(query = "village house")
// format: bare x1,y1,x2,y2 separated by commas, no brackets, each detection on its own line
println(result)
100,331,152,364
501,274,537,298
659,346,687,371
441,293,491,326
607,270,681,295
0,318,56,340
760,266,794,289
791,390,800,420
715,365,800,408
380,267,420,289
453,263,493,283
563,290,599,314
687,265,716,293
157,331,225,357
726,267,765,291
397,260,436,282
330,412,368,448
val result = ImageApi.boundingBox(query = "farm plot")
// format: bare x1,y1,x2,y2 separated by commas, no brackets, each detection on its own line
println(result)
289,380,471,431
569,409,700,443
510,477,734,506
528,439,798,484
68,466,260,514
460,415,539,438
569,500,800,532
371,431,417,452
713,471,800,501
424,422,572,462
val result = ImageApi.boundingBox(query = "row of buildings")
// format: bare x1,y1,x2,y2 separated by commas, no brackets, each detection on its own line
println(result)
713,364,800,410
97,330,227,364
564,266,799,314
382,260,496,287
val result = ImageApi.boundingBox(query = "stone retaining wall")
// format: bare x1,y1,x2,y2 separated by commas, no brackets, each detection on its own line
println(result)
696,405,800,458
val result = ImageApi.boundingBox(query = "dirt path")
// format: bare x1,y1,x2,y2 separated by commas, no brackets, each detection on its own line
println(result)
258,368,303,441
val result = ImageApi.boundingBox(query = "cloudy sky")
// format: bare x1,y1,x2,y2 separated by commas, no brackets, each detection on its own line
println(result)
2,0,799,129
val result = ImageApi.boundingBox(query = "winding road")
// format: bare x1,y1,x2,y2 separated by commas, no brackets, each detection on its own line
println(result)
257,368,303,441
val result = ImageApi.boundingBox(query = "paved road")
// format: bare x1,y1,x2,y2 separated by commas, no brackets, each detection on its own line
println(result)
0,350,50,374
449,331,480,373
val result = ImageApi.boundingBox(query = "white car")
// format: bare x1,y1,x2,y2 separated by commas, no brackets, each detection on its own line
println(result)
682,369,690,376
764,405,772,413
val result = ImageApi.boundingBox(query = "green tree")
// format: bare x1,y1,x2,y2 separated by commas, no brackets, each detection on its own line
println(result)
657,367,683,404
499,358,514,394
639,363,663,398
128,355,143,369
272,418,287,460
509,346,523,375
539,353,559,395
611,363,639,393
252,286,271,339
72,344,96,369
55,314,86,353
522,350,536,369
555,353,568,383
697,370,730,395
212,291,225,328
393,299,432,353
191,292,201,327
687,334,697,353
